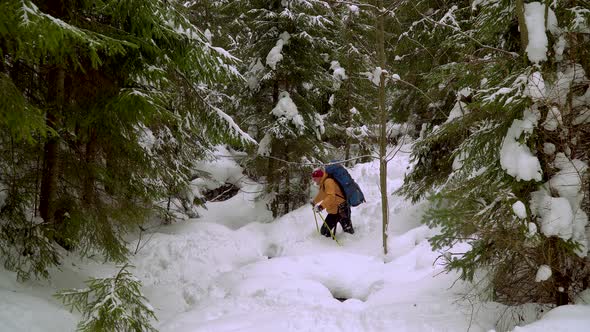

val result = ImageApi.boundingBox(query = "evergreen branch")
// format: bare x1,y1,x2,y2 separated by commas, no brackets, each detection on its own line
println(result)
55,265,157,332
410,4,519,58
390,76,446,119
259,154,376,168
385,134,409,162
330,0,400,15
391,34,434,60
173,68,256,145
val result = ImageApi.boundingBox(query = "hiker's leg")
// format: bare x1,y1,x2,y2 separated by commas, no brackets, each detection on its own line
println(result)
320,214,338,238
338,203,354,234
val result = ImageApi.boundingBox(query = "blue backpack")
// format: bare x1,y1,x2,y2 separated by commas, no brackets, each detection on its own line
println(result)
325,162,365,207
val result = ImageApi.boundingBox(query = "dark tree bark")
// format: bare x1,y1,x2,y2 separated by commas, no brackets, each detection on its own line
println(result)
39,67,64,224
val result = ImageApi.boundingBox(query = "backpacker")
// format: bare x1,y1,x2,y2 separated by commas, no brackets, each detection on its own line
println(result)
325,162,365,207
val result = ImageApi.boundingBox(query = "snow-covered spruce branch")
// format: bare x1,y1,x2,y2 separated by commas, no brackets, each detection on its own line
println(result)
391,76,446,118
173,69,257,146
410,4,519,58
330,0,403,17
55,264,157,332
328,0,379,11
260,154,376,168
390,33,435,60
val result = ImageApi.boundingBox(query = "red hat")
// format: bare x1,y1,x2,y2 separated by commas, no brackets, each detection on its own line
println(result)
311,168,324,178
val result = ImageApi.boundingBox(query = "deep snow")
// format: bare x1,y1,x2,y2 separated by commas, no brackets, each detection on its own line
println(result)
1,145,589,332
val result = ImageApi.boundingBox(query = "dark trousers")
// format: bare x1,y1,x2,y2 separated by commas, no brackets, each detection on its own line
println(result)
320,203,354,237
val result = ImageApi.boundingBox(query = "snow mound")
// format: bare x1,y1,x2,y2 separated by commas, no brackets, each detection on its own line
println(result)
513,305,590,332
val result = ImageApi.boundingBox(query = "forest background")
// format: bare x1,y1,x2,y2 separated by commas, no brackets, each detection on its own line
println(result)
1,0,589,331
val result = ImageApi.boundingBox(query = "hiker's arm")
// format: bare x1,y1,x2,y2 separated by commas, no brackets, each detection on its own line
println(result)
312,192,320,205
313,190,324,206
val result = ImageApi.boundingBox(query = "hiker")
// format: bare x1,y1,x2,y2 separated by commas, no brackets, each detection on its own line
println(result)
311,168,354,237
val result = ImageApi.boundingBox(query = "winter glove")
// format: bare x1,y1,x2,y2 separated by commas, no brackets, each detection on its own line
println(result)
313,204,324,213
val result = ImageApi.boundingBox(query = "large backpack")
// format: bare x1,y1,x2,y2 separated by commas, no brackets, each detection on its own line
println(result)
325,162,365,207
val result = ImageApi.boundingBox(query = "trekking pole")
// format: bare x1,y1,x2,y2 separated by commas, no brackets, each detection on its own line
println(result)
312,200,324,234
316,212,342,246
312,208,320,233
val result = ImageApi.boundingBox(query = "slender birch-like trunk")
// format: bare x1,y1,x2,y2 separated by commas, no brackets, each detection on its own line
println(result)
376,0,389,256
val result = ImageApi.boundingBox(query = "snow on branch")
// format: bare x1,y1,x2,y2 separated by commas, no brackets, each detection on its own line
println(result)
500,108,543,182
438,5,461,29
210,104,258,145
266,32,291,70
524,2,558,64
55,264,158,332
410,4,519,57
567,7,590,33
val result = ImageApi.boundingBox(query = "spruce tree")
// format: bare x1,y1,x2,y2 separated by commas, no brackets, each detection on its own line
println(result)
56,264,157,332
221,0,340,216
398,0,590,306
326,2,377,165
0,0,246,280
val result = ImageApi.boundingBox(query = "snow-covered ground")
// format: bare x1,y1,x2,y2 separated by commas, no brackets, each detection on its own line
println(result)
1,145,589,332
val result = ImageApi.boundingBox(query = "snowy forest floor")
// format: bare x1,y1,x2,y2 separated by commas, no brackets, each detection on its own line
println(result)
1,145,589,332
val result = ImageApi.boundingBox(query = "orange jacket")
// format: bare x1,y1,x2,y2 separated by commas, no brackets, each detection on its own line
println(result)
313,173,345,214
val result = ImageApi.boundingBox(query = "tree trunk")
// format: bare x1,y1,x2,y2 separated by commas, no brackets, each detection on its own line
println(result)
39,67,64,224
283,145,290,214
376,0,390,256
268,84,280,217
516,0,529,58
39,130,59,223
344,68,353,166
82,128,98,207
555,275,570,306
267,150,277,216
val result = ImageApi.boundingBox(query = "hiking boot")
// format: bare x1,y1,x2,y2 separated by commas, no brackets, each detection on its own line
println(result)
321,215,338,238
320,224,333,238
340,219,354,234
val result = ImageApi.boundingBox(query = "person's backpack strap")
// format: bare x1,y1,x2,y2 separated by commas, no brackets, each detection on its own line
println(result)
326,176,346,200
